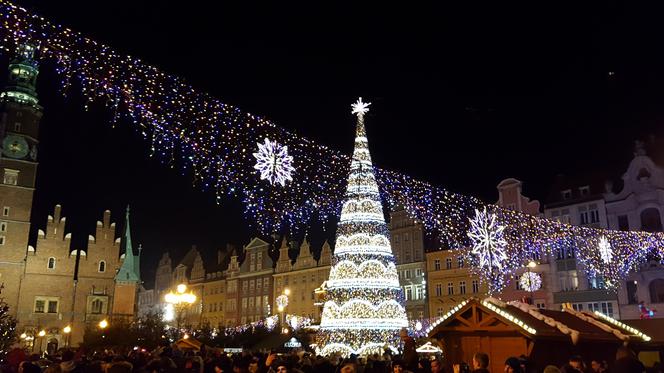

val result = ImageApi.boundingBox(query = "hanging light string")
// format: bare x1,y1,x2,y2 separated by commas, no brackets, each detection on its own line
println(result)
1,1,663,293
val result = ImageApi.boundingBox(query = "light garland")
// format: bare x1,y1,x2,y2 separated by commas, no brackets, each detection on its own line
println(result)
598,236,613,264
591,310,652,342
425,300,469,335
482,300,537,335
1,1,664,293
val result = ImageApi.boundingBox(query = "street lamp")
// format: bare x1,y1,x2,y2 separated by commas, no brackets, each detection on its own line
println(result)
63,325,71,348
37,329,46,355
164,284,197,337
276,288,290,327
526,261,537,305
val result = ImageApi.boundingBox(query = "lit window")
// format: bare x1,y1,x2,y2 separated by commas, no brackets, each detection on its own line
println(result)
34,300,45,313
47,257,56,269
3,169,19,186
91,299,103,314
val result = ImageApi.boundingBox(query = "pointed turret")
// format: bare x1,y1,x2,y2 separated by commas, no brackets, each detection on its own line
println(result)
115,205,140,283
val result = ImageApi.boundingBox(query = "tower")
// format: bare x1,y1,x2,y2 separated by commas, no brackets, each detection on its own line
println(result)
316,98,408,357
111,206,141,320
0,44,42,312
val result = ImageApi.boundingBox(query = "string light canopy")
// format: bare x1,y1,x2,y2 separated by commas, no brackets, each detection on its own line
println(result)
2,1,664,292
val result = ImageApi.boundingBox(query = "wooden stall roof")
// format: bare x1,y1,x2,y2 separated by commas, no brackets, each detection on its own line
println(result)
623,318,664,344
427,298,652,345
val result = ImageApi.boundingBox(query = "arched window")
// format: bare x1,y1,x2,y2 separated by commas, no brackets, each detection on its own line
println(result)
47,257,55,269
98,260,106,273
650,279,664,303
641,208,663,232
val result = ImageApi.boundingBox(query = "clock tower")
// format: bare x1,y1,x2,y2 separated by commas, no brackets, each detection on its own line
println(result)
0,44,42,312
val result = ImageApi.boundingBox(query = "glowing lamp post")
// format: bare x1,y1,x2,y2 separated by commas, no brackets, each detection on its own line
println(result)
37,329,46,355
276,288,290,328
164,284,197,336
63,325,72,347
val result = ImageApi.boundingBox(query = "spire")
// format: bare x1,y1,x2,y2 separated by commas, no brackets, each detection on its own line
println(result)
317,98,407,357
115,205,140,283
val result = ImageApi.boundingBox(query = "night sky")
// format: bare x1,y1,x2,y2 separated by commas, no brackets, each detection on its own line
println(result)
6,1,664,283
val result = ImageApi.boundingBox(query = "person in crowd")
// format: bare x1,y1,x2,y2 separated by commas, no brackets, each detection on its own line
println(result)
471,353,489,373
430,358,444,373
567,356,585,373
504,357,523,373
613,346,645,373
391,359,412,373
590,359,608,373
543,366,561,373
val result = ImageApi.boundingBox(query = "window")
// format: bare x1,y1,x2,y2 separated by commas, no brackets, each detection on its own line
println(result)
446,258,452,269
405,287,412,301
415,285,422,300
34,300,45,313
589,204,599,223
435,283,442,296
3,169,18,186
562,189,572,200
14,122,21,132
47,300,58,313
437,307,444,317
641,208,663,232
579,186,590,196
256,251,263,271
416,268,422,277
404,270,411,279
249,280,255,291
649,279,664,303
458,256,464,268
257,279,262,290
536,303,545,309
98,260,106,273
472,280,479,293
242,281,248,292
263,278,269,289
91,299,103,314
250,253,256,272
47,257,56,269
0,222,6,232
3,207,8,217
241,298,247,310
618,215,629,231
626,281,638,304
572,303,583,311
459,281,466,295
588,276,605,289
559,271,579,291
0,236,5,245
447,282,454,295
434,259,441,271
256,296,262,311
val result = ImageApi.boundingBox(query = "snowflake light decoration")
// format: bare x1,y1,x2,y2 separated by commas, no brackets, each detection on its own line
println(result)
519,272,542,292
276,294,289,310
598,235,613,264
467,207,508,270
253,138,295,186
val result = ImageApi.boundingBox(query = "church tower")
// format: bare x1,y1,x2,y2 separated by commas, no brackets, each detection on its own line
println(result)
0,44,42,311
111,206,141,320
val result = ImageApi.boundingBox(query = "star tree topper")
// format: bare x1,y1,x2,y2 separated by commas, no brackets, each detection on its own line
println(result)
467,207,509,270
253,138,295,186
351,97,371,116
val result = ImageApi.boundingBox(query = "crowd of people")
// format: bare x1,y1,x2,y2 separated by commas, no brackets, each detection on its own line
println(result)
0,343,658,373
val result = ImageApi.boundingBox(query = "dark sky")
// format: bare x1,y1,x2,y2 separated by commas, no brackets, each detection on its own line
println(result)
7,1,664,282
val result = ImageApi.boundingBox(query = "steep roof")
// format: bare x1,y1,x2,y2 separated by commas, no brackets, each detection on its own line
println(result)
115,206,141,283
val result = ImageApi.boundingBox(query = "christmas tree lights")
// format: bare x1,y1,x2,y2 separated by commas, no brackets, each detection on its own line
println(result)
317,98,408,357
2,1,664,293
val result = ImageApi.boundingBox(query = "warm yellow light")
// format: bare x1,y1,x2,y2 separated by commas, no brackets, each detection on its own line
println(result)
183,333,189,339
177,284,187,294
278,306,284,312
38,330,46,337
527,261,537,268
99,319,109,329
63,325,71,334
284,288,290,296
282,327,289,334
20,332,27,339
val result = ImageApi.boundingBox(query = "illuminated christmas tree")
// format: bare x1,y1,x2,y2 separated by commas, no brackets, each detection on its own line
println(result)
316,98,408,357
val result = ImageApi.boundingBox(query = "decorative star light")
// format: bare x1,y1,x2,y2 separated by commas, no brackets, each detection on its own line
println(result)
598,235,613,264
519,272,542,292
351,97,371,116
253,138,295,186
467,208,508,270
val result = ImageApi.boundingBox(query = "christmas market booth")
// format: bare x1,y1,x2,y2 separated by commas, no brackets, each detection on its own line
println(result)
427,297,654,373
